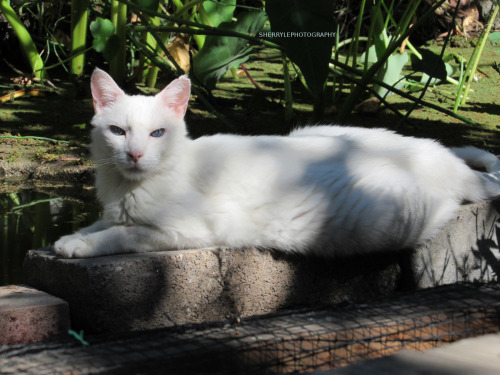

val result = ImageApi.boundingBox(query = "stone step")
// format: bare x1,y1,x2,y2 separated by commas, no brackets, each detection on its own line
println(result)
0,285,69,346
22,198,500,334
1,283,499,374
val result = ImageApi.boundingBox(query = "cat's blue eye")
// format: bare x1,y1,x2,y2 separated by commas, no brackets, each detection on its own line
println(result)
110,125,126,136
150,128,165,138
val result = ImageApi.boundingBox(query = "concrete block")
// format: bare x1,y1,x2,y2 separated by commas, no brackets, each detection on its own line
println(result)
407,198,500,288
22,199,500,334
23,248,400,333
0,285,70,346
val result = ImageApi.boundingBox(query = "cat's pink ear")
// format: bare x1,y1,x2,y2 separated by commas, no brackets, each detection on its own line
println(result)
90,68,125,114
156,75,191,118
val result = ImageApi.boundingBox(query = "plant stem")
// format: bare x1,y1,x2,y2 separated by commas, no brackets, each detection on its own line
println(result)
12,197,62,212
70,0,89,77
131,25,281,50
173,0,206,18
0,0,46,78
141,13,161,86
329,60,477,126
130,32,237,131
122,0,270,47
336,0,446,122
460,3,499,107
110,0,128,83
37,47,93,72
281,52,293,121
351,0,366,70
0,135,69,143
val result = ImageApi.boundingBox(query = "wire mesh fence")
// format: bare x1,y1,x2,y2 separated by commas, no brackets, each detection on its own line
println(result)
1,282,500,374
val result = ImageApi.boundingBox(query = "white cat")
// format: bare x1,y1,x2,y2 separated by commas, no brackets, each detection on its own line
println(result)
53,68,500,258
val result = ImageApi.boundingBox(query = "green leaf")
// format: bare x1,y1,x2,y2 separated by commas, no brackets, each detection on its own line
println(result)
202,0,236,27
488,31,500,45
419,62,455,85
265,0,336,97
374,52,408,97
410,49,448,81
90,18,119,61
360,44,378,64
192,11,267,90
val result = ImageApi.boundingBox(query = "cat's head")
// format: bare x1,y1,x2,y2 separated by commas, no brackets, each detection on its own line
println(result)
89,68,190,181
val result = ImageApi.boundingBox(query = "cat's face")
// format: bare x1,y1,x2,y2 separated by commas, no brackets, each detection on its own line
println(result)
90,68,190,180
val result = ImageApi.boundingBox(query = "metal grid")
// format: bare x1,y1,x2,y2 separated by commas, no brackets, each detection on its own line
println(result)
1,282,500,374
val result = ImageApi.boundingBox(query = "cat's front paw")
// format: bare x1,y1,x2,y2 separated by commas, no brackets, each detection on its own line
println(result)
53,233,95,258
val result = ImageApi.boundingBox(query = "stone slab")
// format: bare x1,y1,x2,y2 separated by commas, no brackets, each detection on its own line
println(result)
406,198,500,288
0,285,70,346
22,199,500,334
23,247,400,333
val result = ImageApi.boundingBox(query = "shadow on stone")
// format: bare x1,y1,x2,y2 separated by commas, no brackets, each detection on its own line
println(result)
23,199,500,334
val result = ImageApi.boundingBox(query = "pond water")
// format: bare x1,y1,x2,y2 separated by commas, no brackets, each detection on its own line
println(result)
0,189,100,286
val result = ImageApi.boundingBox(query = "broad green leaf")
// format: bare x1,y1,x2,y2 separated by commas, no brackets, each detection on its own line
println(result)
410,49,448,81
90,18,119,61
375,52,408,97
265,0,336,97
192,11,267,90
407,62,456,91
488,31,500,44
195,0,236,49
371,5,389,57
360,44,378,64
202,0,236,27
419,62,455,85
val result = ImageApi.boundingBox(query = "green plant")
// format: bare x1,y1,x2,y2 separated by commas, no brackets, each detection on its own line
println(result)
454,2,500,111
266,0,336,120
332,0,454,122
110,0,128,83
192,10,267,90
0,0,46,78
70,0,90,77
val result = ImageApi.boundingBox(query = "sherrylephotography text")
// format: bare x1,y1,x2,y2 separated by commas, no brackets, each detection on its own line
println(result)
258,31,336,38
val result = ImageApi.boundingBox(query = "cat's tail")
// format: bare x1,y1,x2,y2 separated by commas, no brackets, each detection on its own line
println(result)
452,146,500,199
452,146,500,173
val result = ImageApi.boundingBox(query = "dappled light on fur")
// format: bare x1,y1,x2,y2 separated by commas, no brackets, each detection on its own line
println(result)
53,68,500,258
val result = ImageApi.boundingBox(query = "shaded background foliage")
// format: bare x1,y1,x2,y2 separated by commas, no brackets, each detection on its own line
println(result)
0,0,499,127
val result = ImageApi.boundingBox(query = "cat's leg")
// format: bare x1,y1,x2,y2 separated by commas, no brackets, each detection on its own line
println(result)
53,225,175,258
54,219,109,251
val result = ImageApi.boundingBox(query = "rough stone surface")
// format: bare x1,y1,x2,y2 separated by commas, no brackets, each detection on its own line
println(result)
22,199,500,334
23,248,400,333
0,285,70,346
406,198,500,288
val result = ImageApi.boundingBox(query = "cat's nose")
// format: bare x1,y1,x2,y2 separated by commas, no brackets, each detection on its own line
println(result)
128,151,144,163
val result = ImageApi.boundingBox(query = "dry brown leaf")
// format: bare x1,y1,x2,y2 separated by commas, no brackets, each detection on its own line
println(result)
462,6,482,37
354,97,380,114
167,37,191,73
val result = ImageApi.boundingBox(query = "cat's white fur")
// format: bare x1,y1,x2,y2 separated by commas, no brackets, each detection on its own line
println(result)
53,68,500,258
